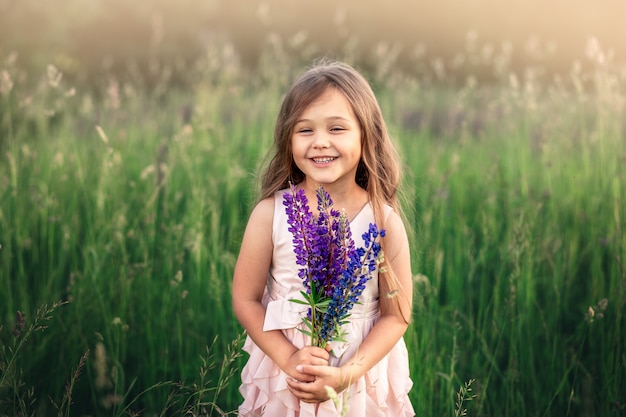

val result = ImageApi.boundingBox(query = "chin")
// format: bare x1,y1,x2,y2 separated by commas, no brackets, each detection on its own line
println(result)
307,176,337,185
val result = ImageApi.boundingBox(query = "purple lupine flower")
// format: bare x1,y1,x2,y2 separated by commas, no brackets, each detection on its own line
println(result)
323,222,384,341
284,184,385,347
315,187,346,298
283,184,316,287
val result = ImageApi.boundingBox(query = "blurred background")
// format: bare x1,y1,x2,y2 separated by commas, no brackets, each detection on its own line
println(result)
1,1,625,416
2,0,625,86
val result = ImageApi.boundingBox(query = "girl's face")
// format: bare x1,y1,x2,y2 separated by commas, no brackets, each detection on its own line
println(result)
291,87,362,191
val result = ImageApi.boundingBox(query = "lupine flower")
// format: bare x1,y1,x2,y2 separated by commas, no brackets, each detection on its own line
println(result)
284,184,385,348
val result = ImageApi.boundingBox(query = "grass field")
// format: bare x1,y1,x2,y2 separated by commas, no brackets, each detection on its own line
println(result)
1,39,625,416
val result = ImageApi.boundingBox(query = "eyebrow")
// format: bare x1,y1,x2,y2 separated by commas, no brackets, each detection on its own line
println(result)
294,116,352,124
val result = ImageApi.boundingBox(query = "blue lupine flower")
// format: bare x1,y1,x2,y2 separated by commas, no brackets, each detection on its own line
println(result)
284,184,385,348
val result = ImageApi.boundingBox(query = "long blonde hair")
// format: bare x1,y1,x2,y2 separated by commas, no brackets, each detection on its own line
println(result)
260,59,411,321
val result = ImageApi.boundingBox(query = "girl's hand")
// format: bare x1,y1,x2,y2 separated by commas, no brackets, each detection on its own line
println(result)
283,346,330,382
285,364,344,403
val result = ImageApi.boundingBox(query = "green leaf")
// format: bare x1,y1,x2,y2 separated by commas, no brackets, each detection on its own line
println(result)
298,329,313,338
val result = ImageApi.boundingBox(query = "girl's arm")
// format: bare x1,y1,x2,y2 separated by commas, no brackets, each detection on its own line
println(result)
286,210,413,402
232,197,330,383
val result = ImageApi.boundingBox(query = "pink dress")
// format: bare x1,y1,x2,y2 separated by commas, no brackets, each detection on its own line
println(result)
238,189,415,416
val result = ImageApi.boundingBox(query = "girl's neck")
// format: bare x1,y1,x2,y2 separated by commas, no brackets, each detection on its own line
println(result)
299,179,368,221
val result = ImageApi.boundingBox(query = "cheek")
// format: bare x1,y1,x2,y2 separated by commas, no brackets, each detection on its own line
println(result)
289,136,297,152
290,139,302,157
354,141,364,158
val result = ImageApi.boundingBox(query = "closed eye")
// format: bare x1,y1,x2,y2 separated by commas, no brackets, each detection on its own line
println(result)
330,126,346,132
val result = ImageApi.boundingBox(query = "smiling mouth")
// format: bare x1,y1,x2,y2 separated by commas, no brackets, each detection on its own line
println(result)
312,157,337,163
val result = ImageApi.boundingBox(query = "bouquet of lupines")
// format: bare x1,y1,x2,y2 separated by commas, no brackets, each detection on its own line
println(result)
283,184,385,348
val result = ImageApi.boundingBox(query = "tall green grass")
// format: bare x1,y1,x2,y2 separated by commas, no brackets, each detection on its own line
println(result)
1,38,624,416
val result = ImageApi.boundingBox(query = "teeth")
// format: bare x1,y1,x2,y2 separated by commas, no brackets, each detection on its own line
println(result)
313,157,336,163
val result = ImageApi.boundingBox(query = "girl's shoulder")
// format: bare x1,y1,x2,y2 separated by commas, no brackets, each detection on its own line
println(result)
248,189,289,224
379,203,408,241
246,195,275,231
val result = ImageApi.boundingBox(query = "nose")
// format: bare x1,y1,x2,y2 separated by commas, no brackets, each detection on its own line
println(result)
312,132,330,148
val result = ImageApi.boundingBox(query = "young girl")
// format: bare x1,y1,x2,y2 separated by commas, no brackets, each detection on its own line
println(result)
232,60,414,416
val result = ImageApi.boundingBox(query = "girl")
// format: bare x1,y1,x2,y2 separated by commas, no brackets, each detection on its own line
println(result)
232,60,414,416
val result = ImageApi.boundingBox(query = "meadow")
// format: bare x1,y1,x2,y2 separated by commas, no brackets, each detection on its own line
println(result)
1,36,625,416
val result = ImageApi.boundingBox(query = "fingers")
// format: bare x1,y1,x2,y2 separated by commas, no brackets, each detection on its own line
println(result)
288,363,339,403
302,346,330,361
310,356,330,366
286,347,330,379
293,371,316,383
286,378,328,403
294,353,327,367
296,364,324,377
